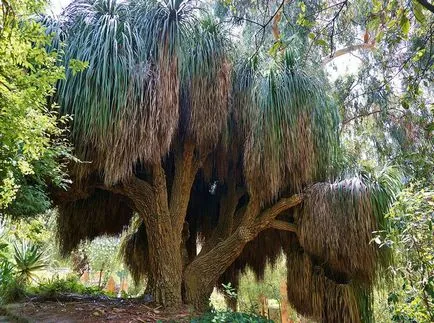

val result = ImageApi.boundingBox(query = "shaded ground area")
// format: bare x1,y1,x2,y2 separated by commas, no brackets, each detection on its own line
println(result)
1,296,192,322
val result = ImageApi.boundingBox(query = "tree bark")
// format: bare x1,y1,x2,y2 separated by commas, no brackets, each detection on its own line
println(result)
119,143,202,308
143,219,183,306
121,169,184,307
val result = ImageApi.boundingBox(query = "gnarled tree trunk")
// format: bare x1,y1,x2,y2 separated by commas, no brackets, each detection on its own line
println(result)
183,195,301,310
102,143,301,310
123,143,199,308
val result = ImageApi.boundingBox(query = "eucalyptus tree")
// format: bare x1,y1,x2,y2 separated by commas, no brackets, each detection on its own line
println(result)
50,0,399,319
216,0,434,174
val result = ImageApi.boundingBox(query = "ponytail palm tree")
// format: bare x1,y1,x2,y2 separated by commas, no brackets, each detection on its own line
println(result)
50,0,399,319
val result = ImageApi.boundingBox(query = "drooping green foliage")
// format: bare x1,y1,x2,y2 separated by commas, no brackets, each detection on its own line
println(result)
300,167,401,285
181,17,231,148
241,52,339,200
56,0,232,184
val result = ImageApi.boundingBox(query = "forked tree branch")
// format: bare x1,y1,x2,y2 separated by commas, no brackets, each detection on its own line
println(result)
255,194,303,228
342,109,382,125
184,193,303,291
236,194,303,241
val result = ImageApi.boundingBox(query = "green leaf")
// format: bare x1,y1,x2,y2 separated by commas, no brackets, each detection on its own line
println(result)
367,17,381,31
268,41,281,56
425,123,434,132
400,13,410,36
412,48,426,62
375,30,384,43
401,99,410,109
315,39,328,47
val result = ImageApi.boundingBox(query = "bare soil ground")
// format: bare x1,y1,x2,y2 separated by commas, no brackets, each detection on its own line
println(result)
2,297,193,322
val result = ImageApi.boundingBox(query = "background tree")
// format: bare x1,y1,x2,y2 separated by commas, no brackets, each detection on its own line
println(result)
49,0,400,320
384,184,434,321
0,0,69,217
214,0,433,171
84,236,119,288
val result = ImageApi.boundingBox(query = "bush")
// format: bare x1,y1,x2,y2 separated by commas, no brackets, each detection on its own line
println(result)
28,276,102,298
0,260,26,304
0,242,26,304
192,309,272,323
0,277,26,304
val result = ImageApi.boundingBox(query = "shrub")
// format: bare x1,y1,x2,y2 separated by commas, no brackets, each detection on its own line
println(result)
13,241,47,283
28,275,102,298
0,258,26,304
192,309,272,323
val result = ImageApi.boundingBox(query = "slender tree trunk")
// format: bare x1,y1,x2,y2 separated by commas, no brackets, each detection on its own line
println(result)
98,270,103,288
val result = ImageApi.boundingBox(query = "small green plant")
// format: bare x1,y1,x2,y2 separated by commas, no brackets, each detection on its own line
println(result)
0,242,25,304
13,241,47,283
192,309,272,323
221,283,237,300
28,275,103,297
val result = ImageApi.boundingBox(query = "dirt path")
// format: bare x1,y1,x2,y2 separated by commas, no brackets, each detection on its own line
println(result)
2,298,193,322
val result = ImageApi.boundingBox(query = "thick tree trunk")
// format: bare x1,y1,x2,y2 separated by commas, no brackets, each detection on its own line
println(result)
122,145,199,308
122,173,185,307
112,148,300,310
145,225,183,306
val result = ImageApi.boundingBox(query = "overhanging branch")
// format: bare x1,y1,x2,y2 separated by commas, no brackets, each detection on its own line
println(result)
256,194,303,226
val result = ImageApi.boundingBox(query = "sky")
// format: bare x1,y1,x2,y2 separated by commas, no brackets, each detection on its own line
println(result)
49,0,70,14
